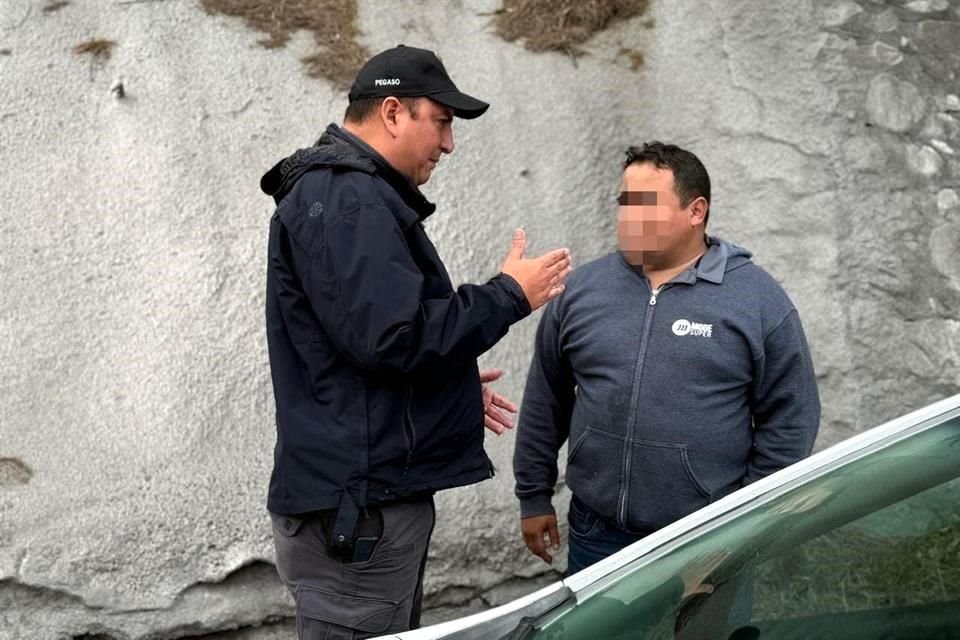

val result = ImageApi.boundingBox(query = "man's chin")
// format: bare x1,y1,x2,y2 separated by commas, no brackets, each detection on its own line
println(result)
620,247,663,262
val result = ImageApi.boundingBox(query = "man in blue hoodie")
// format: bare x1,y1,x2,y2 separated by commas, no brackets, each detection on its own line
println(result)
514,142,820,576
261,46,572,639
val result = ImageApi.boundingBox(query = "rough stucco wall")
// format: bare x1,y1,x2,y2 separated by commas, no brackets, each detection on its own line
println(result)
1,0,959,638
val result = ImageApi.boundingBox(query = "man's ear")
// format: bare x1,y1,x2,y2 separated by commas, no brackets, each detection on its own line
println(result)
379,97,402,138
689,197,708,227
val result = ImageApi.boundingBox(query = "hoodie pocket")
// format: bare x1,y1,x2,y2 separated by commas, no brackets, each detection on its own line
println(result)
565,427,624,522
626,440,711,532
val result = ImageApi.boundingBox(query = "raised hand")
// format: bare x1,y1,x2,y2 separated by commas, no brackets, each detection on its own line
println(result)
500,229,572,311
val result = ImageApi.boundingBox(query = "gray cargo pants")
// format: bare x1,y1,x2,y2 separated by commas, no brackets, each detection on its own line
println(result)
271,498,435,640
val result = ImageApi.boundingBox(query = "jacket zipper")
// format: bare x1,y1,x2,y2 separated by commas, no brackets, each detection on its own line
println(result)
617,285,664,526
403,387,417,473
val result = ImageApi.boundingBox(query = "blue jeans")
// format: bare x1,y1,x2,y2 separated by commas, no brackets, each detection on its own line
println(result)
566,495,648,576
566,495,754,631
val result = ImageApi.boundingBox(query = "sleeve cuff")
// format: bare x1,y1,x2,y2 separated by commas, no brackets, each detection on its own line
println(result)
493,273,532,318
519,493,555,519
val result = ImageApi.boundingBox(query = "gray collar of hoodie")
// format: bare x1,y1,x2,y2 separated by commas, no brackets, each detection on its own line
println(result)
619,235,748,286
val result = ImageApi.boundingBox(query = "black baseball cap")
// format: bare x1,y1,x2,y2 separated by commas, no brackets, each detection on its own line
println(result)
348,45,489,119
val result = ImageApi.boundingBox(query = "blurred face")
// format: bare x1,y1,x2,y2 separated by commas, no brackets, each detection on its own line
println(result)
617,162,702,265
393,98,455,186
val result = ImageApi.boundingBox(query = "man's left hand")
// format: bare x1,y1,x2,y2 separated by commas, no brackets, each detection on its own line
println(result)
479,368,518,435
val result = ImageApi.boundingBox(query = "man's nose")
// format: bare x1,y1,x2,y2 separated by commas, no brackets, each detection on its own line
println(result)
441,128,454,154
620,205,660,219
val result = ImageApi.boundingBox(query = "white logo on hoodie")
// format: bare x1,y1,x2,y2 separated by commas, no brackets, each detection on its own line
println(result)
672,319,713,338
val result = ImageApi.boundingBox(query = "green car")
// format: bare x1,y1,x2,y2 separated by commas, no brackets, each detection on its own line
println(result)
377,394,960,640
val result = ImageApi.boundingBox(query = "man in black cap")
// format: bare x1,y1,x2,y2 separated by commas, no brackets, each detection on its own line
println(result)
260,45,572,639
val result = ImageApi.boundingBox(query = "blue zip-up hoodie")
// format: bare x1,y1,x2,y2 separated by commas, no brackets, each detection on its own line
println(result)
514,238,820,533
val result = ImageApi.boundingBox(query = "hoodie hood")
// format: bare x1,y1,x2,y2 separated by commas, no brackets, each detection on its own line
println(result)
685,236,753,285
707,236,753,276
260,124,436,219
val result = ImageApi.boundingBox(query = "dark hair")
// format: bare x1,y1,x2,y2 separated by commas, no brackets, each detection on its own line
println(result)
624,142,711,225
344,96,420,123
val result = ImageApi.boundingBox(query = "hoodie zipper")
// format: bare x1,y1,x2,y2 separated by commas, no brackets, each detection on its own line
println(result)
617,285,664,527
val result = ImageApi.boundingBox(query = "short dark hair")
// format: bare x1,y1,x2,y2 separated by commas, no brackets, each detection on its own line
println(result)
344,96,420,123
624,142,711,225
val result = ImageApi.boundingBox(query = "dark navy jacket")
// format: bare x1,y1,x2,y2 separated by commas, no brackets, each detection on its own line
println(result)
262,124,530,525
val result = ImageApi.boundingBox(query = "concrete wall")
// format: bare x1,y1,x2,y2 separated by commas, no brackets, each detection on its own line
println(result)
1,0,958,637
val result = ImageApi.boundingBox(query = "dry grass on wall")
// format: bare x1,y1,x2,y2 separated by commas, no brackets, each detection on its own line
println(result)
42,1,71,13
491,0,649,58
199,0,369,88
72,38,116,61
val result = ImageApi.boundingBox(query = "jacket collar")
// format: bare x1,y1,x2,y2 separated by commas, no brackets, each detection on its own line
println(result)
325,124,437,223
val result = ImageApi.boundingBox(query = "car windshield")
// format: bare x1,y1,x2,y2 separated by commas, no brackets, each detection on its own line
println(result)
526,413,960,640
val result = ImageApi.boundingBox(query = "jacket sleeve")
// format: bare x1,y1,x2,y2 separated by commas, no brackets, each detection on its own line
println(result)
744,309,821,485
303,203,531,375
514,297,576,518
